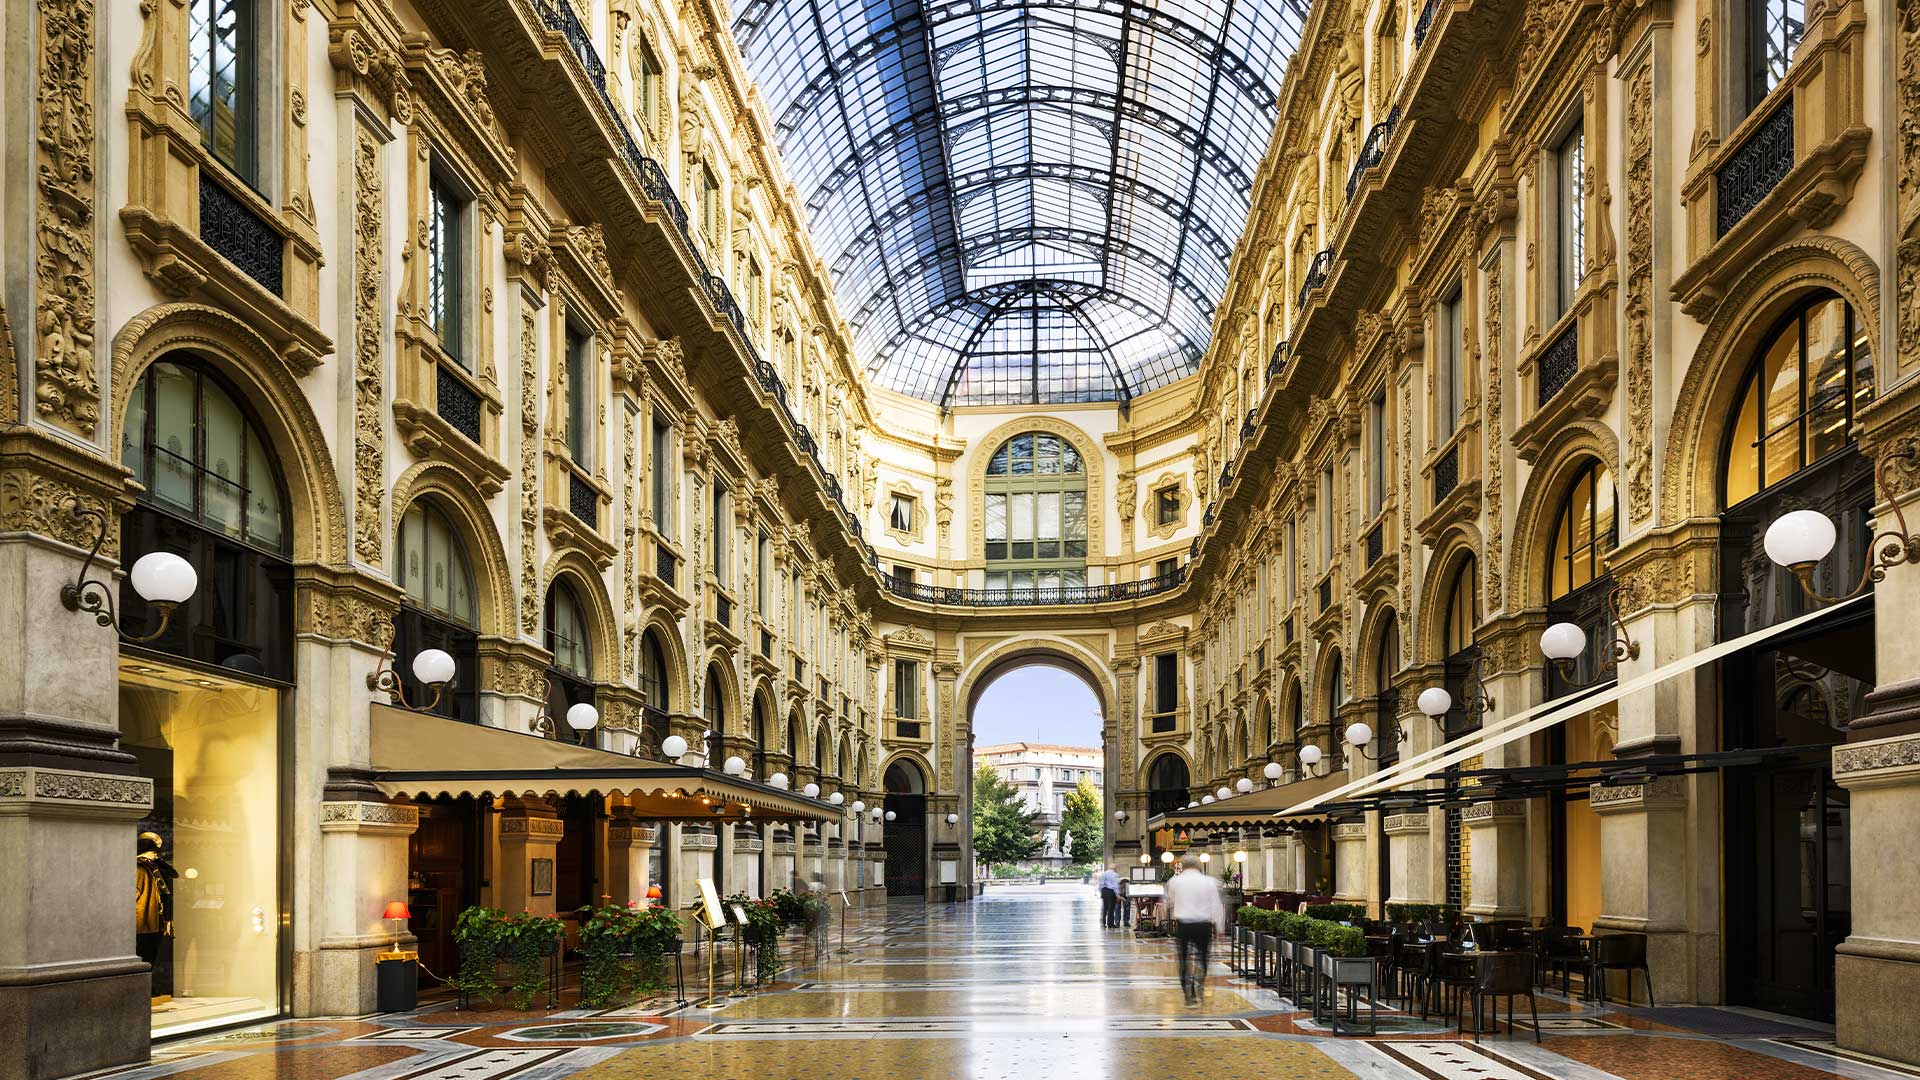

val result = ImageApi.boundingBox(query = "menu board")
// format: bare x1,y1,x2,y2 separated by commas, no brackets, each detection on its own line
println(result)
696,878,726,928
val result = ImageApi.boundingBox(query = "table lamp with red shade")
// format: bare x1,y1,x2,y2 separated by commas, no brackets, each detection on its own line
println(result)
381,900,411,955
646,885,663,907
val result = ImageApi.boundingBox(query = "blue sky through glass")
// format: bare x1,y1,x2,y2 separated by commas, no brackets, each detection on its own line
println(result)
971,665,1101,748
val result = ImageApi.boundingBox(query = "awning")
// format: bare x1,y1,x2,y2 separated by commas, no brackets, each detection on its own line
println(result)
1147,770,1350,831
369,705,835,822
1281,593,1869,817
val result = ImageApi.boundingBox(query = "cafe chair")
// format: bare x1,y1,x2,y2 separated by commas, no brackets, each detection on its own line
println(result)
1590,933,1655,1006
1540,926,1588,995
1469,953,1540,1044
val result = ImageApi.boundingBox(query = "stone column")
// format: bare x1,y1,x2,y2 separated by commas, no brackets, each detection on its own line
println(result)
313,773,419,1014
734,827,762,896
801,825,825,888
605,817,656,905
0,436,154,1080
1332,823,1368,902
677,823,717,904
1385,811,1432,906
1834,731,1920,1063
1463,801,1528,917
497,798,563,915
666,713,708,767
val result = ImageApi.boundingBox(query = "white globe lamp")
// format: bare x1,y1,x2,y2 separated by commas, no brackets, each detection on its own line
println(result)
1201,795,1215,805
1417,686,1452,718
829,791,844,805
1539,621,1587,662
851,800,865,813
411,648,456,686
129,551,198,605
1215,786,1232,800
1235,777,1253,793
1765,509,1838,569
565,702,600,732
1300,744,1323,767
1345,722,1373,747
884,810,896,822
723,755,746,776
1263,761,1283,781
661,734,689,760
768,772,789,789
946,812,959,824
803,782,820,798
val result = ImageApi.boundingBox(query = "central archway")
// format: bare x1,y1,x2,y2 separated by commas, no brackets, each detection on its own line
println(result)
955,638,1120,884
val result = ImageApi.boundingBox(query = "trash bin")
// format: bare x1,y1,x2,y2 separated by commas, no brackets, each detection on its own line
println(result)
376,954,418,1013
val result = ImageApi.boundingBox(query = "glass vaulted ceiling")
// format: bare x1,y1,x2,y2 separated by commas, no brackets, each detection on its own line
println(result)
730,0,1311,407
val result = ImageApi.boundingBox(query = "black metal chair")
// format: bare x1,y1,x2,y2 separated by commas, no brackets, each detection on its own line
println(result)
1590,933,1655,1006
1469,952,1540,1043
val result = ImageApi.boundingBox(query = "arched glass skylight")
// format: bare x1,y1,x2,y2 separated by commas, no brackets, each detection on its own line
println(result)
731,0,1312,407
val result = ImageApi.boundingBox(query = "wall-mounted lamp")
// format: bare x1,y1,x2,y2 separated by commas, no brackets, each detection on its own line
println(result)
1417,655,1495,731
804,782,821,798
946,812,959,825
1263,761,1283,785
1344,720,1403,760
884,810,896,822
1160,850,1174,864
1214,786,1232,801
1539,583,1640,689
1114,809,1128,821
367,621,457,713
1294,743,1326,777
767,772,790,790
60,499,197,642
662,734,689,760
1234,777,1254,794
1766,451,1920,601
723,756,747,776
530,675,600,743
1138,852,1151,865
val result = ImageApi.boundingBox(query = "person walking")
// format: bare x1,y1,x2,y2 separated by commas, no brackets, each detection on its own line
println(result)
1164,853,1226,1006
1097,866,1122,928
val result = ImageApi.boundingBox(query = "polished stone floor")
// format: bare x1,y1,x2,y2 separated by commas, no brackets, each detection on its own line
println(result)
93,886,1917,1080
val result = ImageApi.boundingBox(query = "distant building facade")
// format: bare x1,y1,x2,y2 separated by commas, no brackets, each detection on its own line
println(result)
977,743,1103,866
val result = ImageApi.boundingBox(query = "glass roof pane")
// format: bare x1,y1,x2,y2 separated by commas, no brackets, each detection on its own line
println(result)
733,0,1306,405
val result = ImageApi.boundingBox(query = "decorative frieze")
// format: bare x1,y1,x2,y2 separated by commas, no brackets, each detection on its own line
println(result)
1623,62,1655,524
1833,732,1920,787
352,130,387,565
499,815,566,839
1588,775,1686,812
0,767,153,810
320,800,421,830
1461,799,1526,824
33,0,100,435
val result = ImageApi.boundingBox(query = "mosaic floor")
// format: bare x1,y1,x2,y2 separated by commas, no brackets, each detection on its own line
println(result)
87,886,1919,1080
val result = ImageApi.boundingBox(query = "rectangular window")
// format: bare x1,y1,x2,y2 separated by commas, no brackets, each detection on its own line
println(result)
984,493,1007,560
711,483,729,587
1285,517,1297,597
1320,465,1335,567
1556,123,1586,320
1155,556,1179,578
747,257,766,328
1368,393,1387,516
428,173,466,364
188,0,258,181
891,564,915,587
756,531,771,612
565,328,593,468
698,166,722,250
1745,0,1805,114
633,37,664,131
889,493,914,532
650,417,674,536
894,660,918,719
1438,291,1463,441
1153,652,1179,716
1155,487,1180,527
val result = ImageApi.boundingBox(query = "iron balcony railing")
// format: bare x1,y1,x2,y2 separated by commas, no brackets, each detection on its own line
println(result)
1716,99,1794,237
1298,248,1335,309
1432,442,1460,504
882,566,1186,607
567,471,597,528
1536,321,1580,408
1413,0,1444,46
1267,340,1288,380
1345,106,1400,202
1240,410,1257,439
1365,522,1385,566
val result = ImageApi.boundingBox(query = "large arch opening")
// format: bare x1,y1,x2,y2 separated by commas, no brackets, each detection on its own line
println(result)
964,652,1109,881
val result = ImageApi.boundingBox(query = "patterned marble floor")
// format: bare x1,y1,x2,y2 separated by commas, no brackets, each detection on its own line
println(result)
87,886,1919,1080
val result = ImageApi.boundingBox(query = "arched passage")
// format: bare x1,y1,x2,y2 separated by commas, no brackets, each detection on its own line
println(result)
882,757,930,897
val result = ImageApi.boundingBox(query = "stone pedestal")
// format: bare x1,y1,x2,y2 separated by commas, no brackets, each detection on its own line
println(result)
1834,730,1920,1065
734,830,763,896
677,824,718,905
769,827,796,891
312,794,419,1015
1385,812,1432,905
1463,800,1528,917
1332,823,1368,902
497,800,563,915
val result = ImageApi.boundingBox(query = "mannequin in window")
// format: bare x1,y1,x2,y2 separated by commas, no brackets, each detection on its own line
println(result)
136,831,179,1000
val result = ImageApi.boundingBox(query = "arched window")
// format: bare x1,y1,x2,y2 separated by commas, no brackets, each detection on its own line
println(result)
544,580,596,745
1722,294,1873,508
1442,556,1479,657
120,357,293,677
1146,753,1191,816
787,712,800,765
1374,613,1401,766
1546,460,1616,602
639,629,670,711
983,431,1088,595
1324,650,1345,761
123,358,287,552
704,666,726,764
753,694,772,778
1289,683,1303,741
393,500,480,721
815,728,829,774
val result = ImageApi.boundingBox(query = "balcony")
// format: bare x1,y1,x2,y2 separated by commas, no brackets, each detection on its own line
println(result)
656,545,677,590
1365,522,1385,567
199,171,284,297
1534,321,1579,408
1240,410,1256,440
1714,100,1794,238
435,365,483,445
716,593,732,629
1344,106,1400,202
882,566,1186,607
1432,443,1459,504
1267,340,1288,380
567,470,597,528
1297,248,1335,310
1412,0,1444,45
1317,577,1332,613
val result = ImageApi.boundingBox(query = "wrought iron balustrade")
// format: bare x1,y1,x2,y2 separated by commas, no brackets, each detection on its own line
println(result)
1345,106,1400,202
1318,578,1332,612
656,545,677,589
1414,0,1443,46
882,566,1185,607
1535,321,1579,408
568,471,597,527
716,594,732,628
199,172,283,296
1716,100,1794,237
1240,410,1257,439
1298,248,1335,309
436,365,483,445
1219,462,1234,489
1204,503,1216,527
1432,443,1459,503
1365,522,1384,566
1267,341,1289,379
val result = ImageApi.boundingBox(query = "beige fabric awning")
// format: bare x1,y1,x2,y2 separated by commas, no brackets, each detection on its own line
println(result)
369,704,835,822
1146,770,1350,831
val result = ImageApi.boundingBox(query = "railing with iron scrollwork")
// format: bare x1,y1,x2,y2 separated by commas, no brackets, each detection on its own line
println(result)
1716,99,1794,237
1413,0,1444,46
656,545,677,590
1298,249,1335,310
1365,522,1384,566
1318,577,1333,612
199,171,284,296
1432,442,1459,503
1267,340,1288,380
1219,462,1234,489
1203,503,1216,527
1240,410,1256,440
1535,321,1579,408
882,566,1185,607
436,365,484,445
568,471,597,528
1345,106,1400,202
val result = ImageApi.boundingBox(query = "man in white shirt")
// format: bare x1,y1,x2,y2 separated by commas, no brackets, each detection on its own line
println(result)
1164,854,1226,1005
1098,867,1122,927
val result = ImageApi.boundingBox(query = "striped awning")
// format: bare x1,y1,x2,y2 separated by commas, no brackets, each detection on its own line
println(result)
1145,770,1350,831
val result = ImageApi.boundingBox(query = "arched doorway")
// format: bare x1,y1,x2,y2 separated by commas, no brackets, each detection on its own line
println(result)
883,759,929,897
963,649,1110,877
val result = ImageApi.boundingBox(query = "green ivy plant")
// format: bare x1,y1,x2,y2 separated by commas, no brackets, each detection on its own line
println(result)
727,894,785,980
577,903,685,1005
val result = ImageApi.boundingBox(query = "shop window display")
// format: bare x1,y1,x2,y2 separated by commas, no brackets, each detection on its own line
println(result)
119,659,282,1034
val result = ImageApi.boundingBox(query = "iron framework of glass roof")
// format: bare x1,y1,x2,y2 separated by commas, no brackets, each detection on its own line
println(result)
731,0,1311,407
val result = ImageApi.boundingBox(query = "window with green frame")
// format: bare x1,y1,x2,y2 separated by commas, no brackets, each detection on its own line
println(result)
982,432,1087,593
